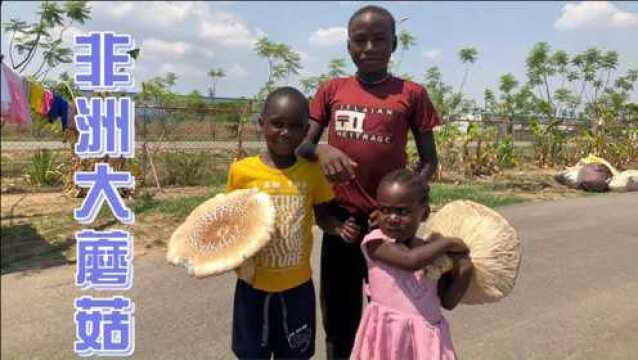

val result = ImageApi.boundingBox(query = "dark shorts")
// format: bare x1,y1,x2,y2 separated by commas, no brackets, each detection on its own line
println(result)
232,279,316,360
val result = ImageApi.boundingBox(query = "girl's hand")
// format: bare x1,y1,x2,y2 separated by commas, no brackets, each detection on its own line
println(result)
337,216,361,244
452,254,474,276
368,209,380,228
316,144,358,183
444,237,470,255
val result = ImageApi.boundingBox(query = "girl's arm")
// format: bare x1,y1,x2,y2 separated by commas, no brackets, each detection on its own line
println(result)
438,254,474,310
367,234,468,272
314,202,360,243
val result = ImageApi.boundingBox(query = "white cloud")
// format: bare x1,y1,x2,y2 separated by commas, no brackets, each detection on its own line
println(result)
309,27,348,47
143,38,193,58
554,1,638,30
58,25,84,47
422,49,442,60
297,49,313,62
91,1,201,26
99,2,135,19
228,64,248,78
200,13,259,47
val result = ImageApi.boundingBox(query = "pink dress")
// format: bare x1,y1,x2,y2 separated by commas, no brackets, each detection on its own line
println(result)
351,229,457,360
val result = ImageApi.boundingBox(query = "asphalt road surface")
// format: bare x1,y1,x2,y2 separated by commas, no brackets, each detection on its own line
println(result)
2,193,637,359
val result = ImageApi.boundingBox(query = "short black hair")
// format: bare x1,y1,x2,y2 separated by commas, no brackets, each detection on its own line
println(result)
262,86,309,120
378,169,430,205
348,5,396,35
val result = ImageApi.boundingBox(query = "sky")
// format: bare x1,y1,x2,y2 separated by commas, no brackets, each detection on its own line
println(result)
2,1,638,103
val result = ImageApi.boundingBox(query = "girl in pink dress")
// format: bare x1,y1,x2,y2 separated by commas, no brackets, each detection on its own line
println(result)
351,169,474,360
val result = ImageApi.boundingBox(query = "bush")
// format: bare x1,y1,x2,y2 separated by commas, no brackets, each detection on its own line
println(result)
24,149,64,187
497,136,518,169
160,151,210,186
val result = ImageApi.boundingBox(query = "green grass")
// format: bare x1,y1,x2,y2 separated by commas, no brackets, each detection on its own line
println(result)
0,182,525,273
130,185,226,219
430,183,525,209
127,183,525,221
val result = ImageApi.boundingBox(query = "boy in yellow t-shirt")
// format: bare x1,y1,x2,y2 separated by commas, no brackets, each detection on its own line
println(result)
226,87,360,359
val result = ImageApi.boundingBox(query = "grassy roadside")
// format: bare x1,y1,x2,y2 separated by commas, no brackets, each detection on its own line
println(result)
0,182,531,274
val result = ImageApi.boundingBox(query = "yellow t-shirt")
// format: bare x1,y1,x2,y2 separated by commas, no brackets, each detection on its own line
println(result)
226,155,334,292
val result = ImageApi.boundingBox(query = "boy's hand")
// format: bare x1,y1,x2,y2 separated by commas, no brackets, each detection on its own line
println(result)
337,216,361,244
316,144,358,183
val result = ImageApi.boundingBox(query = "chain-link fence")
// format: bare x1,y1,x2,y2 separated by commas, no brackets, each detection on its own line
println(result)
2,103,635,190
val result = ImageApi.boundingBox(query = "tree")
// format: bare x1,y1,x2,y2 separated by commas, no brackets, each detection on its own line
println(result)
423,66,455,120
393,29,416,73
327,58,347,78
3,1,91,80
495,73,535,135
207,67,225,99
300,58,347,96
525,42,633,133
483,89,498,115
458,47,478,95
254,37,302,99
431,47,479,121
137,73,179,108
525,42,569,120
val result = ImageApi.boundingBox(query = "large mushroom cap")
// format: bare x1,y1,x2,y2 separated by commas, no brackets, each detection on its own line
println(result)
167,188,276,278
418,200,522,304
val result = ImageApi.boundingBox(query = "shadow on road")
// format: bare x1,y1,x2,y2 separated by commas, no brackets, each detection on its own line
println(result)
1,223,74,276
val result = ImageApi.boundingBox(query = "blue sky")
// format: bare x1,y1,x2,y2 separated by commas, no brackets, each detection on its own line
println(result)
2,1,637,103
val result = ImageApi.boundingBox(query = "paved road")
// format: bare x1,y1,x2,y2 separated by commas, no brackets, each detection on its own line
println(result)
2,193,637,359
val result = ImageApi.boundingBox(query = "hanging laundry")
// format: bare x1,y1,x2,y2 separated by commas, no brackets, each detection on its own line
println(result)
29,80,45,115
67,99,77,131
0,62,31,127
0,63,12,115
41,89,53,115
48,94,69,130
22,77,31,106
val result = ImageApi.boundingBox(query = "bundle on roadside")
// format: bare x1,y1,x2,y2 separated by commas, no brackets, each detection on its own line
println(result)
555,155,637,192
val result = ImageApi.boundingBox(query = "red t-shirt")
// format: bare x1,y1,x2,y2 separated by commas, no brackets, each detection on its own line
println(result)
309,76,441,215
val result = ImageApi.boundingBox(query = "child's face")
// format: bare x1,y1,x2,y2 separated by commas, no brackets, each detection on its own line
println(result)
348,11,396,74
376,182,429,242
260,96,309,158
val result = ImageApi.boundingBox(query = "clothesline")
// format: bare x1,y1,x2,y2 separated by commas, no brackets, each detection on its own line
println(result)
1,60,76,132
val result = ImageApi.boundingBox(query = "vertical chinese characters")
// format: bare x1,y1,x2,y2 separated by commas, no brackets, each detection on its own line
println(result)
72,31,137,357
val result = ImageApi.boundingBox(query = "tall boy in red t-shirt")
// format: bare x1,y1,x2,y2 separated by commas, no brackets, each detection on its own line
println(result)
296,5,441,359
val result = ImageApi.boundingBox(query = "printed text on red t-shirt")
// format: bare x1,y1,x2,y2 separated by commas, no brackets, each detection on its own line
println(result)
333,104,397,144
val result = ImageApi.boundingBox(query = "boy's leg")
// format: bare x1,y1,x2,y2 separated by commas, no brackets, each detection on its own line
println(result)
232,279,273,360
320,233,368,359
272,280,316,359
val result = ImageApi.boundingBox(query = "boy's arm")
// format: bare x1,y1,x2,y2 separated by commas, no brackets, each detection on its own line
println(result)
297,120,357,183
314,201,360,243
409,85,441,183
439,254,474,310
412,129,439,182
296,120,325,161
297,80,357,183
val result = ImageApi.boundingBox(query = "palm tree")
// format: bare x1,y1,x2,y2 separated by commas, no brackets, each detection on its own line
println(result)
394,29,416,72
458,47,478,95
207,67,225,100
